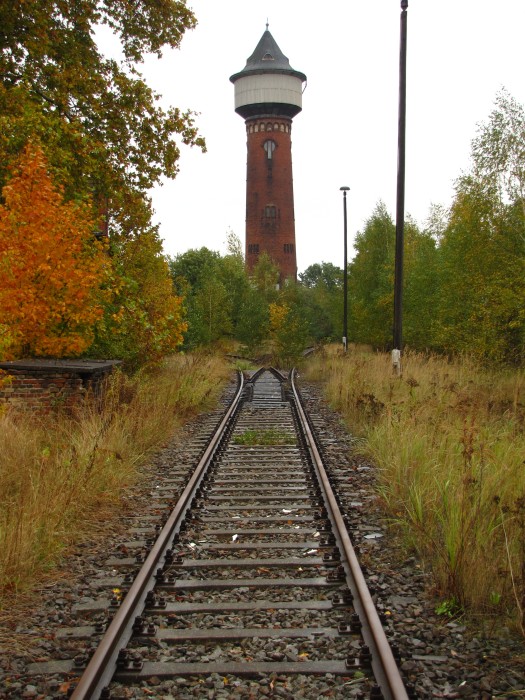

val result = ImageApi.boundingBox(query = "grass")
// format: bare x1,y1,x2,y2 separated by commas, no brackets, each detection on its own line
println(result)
0,352,229,601
233,429,296,445
305,345,525,635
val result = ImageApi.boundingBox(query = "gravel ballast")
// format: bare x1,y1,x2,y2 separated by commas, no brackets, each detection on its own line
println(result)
0,372,524,699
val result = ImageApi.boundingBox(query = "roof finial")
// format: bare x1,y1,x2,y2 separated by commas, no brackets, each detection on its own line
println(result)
266,18,269,30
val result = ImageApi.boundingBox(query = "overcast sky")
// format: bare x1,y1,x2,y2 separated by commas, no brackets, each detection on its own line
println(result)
117,0,525,273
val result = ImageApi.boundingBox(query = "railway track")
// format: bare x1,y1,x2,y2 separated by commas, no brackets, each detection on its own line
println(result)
29,368,413,699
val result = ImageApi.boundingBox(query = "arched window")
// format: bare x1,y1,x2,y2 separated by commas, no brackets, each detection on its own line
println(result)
264,140,276,160
264,205,277,219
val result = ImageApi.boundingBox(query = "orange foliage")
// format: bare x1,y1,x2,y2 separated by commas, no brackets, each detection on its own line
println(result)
0,143,111,359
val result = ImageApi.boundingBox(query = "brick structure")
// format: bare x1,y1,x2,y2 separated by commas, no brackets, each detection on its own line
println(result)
230,25,306,284
0,359,120,415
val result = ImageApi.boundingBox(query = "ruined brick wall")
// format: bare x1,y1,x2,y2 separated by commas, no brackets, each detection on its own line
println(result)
245,116,297,282
0,361,119,415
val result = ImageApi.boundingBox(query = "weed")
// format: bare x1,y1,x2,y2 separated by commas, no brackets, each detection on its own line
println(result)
305,345,525,633
435,597,462,618
233,429,296,446
0,353,229,600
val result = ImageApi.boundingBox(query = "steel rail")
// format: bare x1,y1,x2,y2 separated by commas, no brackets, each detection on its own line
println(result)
290,369,409,700
70,371,245,700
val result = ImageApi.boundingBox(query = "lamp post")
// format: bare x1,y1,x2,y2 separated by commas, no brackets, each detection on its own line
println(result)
340,186,350,352
393,0,408,375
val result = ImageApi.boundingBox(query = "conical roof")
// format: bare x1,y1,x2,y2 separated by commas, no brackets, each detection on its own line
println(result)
230,28,306,83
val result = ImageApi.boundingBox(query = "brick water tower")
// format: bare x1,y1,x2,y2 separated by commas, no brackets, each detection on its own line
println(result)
230,25,306,283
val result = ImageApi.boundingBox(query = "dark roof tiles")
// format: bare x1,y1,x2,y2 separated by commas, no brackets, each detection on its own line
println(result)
230,29,306,83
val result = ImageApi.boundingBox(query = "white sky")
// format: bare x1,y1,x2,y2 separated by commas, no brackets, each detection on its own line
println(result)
121,1,525,273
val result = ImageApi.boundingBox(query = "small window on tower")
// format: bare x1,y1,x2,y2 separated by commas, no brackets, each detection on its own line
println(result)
262,52,274,61
264,205,277,219
284,243,295,254
264,140,276,159
248,244,260,254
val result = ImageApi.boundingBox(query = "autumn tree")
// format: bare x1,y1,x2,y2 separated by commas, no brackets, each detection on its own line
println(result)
434,92,525,364
269,301,310,366
435,178,525,363
90,230,187,369
0,143,110,359
0,0,206,236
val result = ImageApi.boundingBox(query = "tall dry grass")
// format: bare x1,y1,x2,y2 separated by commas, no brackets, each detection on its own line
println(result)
306,346,525,632
0,353,229,599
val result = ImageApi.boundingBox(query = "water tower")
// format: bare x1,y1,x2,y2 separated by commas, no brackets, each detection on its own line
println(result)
230,25,306,283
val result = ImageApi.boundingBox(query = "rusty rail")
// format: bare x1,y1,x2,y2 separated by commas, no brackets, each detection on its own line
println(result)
290,369,409,700
70,372,245,700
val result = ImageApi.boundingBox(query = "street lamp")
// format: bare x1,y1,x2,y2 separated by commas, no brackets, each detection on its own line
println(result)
340,186,350,352
393,0,408,375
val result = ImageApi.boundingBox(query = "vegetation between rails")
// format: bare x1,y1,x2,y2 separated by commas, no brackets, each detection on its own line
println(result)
0,353,229,602
233,429,296,446
306,346,525,635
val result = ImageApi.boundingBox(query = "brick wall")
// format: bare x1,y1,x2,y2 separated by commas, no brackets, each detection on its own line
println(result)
0,360,120,415
245,116,297,282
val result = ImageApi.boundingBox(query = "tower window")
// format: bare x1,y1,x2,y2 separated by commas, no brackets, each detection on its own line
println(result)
264,205,276,218
284,243,295,254
248,244,259,254
262,52,274,61
264,140,276,160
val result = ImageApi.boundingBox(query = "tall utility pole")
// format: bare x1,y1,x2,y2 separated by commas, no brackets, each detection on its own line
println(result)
393,0,408,374
340,186,350,352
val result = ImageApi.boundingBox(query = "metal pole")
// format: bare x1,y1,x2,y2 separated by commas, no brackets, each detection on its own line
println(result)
393,0,408,374
340,186,350,352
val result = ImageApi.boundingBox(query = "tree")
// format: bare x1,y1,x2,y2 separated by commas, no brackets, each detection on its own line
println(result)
168,247,223,348
348,202,395,347
435,177,525,363
251,252,280,304
169,248,221,293
299,262,342,291
217,232,250,335
402,218,440,350
432,92,525,364
194,277,232,344
471,89,525,214
0,0,206,236
235,286,269,353
0,143,111,359
298,263,343,341
90,230,187,369
269,301,310,366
